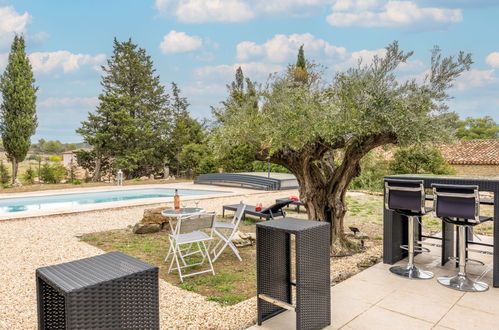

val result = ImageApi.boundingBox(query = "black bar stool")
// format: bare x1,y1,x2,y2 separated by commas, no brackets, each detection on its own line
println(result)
385,179,434,279
432,184,491,292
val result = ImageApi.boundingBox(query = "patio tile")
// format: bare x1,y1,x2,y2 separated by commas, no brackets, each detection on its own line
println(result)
437,304,499,330
457,288,499,315
346,306,434,330
332,277,397,304
376,287,458,323
398,276,464,303
331,296,373,329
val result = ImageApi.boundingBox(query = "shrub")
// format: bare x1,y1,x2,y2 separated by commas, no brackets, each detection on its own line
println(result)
251,161,290,173
389,145,455,175
350,152,389,192
39,163,67,184
48,155,62,162
22,167,36,184
72,179,82,185
0,161,10,185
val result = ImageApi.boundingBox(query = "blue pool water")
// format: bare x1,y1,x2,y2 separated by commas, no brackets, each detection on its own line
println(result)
0,188,228,213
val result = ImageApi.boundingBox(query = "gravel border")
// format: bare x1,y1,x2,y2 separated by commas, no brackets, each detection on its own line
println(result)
0,190,296,329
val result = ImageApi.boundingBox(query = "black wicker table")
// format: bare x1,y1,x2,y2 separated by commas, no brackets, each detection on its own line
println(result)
36,252,159,329
256,218,330,330
383,174,499,287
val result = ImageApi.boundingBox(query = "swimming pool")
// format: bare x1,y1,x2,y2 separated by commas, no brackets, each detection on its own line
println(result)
0,188,228,213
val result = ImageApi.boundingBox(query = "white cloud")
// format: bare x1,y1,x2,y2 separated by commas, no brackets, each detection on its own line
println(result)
155,0,254,23
29,51,106,74
236,33,347,63
332,0,382,11
486,52,499,68
195,62,286,81
160,30,202,54
0,6,30,48
39,96,99,108
183,83,227,96
327,0,462,28
154,0,329,23
455,69,497,90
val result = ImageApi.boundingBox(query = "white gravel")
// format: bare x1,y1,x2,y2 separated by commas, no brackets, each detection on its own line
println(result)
0,189,296,330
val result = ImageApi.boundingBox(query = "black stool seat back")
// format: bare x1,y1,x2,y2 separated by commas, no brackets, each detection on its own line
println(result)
432,184,479,222
385,179,425,214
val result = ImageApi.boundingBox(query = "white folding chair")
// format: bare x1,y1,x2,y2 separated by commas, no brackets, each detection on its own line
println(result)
164,212,216,282
212,203,246,262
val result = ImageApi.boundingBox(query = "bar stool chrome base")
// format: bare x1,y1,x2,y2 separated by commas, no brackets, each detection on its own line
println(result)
390,264,434,279
437,274,488,292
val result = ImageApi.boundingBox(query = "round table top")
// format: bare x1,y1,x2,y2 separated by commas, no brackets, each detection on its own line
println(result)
161,207,205,217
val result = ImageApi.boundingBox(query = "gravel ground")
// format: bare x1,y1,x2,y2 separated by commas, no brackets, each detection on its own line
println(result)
0,189,298,330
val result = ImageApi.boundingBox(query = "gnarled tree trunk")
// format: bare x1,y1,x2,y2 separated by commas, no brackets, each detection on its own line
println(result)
259,133,396,253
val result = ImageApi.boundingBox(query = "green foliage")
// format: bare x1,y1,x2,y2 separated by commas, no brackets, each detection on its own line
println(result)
22,167,36,184
77,38,171,180
75,149,111,178
389,145,455,175
168,82,205,175
212,41,472,244
296,45,306,69
213,42,471,163
215,144,255,172
33,139,84,153
251,161,290,173
0,161,11,185
178,143,216,176
457,116,499,140
211,66,257,125
350,152,389,192
0,35,38,182
48,155,62,162
72,179,82,185
39,163,67,184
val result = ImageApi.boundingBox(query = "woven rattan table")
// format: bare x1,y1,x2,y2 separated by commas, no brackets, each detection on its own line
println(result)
256,218,330,330
383,174,499,287
36,252,159,329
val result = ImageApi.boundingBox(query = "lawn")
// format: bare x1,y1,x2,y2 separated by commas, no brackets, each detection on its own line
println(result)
80,192,495,307
80,194,385,306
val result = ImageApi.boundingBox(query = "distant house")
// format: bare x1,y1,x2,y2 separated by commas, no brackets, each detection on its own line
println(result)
440,140,499,176
62,151,76,168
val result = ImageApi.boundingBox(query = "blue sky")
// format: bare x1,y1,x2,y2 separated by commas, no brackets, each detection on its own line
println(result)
0,0,498,142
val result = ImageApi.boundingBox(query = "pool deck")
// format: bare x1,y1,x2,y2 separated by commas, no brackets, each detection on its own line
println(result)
249,236,497,330
0,182,263,221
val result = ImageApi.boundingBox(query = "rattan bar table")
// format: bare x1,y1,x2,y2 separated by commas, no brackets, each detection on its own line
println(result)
256,218,330,330
383,174,499,287
36,252,159,329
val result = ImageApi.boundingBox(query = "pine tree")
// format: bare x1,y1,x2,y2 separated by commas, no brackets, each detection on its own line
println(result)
0,35,38,183
77,38,171,179
212,67,257,124
169,82,204,175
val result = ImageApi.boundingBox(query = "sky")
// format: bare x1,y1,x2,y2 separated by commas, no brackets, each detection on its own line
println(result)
0,0,498,142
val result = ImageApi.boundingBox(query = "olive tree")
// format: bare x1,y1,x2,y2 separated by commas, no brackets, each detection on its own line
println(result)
212,42,472,252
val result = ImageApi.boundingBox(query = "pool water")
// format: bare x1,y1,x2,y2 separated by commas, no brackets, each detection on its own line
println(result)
0,188,228,213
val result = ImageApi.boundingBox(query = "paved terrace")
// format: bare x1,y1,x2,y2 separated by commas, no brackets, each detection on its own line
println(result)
249,236,497,330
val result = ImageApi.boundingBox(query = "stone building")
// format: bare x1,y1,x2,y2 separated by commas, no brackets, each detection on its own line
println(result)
440,140,499,176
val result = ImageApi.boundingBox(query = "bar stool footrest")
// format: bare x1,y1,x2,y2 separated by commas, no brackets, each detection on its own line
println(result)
399,244,431,253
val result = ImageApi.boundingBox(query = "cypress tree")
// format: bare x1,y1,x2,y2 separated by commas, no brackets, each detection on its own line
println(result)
296,44,306,69
0,35,38,183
